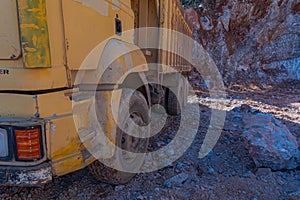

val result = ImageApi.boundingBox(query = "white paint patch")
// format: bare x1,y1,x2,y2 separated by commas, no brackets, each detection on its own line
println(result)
73,0,108,16
50,125,56,131
12,166,52,185
112,0,120,11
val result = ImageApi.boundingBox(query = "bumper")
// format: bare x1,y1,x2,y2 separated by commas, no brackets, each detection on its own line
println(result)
0,162,52,186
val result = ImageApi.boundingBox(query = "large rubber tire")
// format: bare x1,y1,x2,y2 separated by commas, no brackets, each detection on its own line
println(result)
166,77,189,115
166,79,184,116
89,90,150,185
166,88,180,115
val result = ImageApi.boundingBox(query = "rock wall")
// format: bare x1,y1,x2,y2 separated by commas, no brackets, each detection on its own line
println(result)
186,0,300,88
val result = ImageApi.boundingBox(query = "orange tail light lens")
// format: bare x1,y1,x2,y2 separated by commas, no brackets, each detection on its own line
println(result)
15,128,42,161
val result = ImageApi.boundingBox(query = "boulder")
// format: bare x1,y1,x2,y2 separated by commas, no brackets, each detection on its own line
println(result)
242,110,300,170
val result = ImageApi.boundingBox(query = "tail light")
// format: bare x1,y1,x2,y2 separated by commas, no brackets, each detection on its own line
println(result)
15,127,42,161
0,128,9,158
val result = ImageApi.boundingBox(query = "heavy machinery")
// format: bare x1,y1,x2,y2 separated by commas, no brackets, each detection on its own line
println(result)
0,0,192,186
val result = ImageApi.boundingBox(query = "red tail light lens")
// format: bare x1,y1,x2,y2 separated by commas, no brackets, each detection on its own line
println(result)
15,128,41,161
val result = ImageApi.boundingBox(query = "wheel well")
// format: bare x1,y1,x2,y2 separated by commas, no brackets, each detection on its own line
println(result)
121,73,151,106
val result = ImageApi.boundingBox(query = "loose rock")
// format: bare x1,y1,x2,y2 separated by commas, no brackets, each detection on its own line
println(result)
163,173,189,188
242,111,300,170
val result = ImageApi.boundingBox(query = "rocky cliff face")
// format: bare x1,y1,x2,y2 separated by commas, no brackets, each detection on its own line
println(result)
186,0,300,88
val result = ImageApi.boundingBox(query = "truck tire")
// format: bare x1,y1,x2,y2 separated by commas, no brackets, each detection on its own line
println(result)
166,76,189,115
89,90,150,185
166,79,184,116
166,88,180,115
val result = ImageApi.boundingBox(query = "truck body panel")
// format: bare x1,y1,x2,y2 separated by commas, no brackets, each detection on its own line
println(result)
62,0,134,70
17,0,51,69
0,0,21,60
159,0,192,73
0,90,93,176
131,0,192,74
0,0,68,91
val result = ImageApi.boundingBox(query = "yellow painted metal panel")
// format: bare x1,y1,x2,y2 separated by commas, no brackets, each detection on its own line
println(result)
0,62,68,91
0,90,73,119
0,1,69,91
62,0,134,70
46,0,67,69
37,90,73,118
72,89,123,161
0,93,37,118
17,0,51,68
158,0,193,73
0,91,87,176
0,0,21,59
48,116,86,176
70,39,148,86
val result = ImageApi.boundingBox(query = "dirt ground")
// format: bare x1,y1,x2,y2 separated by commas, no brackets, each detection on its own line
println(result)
0,81,300,200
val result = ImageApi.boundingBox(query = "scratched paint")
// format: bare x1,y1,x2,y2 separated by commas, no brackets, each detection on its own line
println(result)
17,0,51,68
51,138,85,176
112,0,121,11
104,92,117,144
73,0,109,16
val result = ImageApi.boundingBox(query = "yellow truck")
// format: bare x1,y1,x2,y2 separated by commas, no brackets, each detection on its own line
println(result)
0,0,192,186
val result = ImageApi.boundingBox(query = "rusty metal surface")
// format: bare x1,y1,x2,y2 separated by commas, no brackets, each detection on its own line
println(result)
0,162,52,186
17,0,51,68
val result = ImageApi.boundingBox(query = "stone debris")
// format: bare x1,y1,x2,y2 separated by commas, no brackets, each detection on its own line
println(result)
242,110,300,170
163,173,189,188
